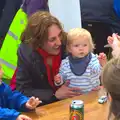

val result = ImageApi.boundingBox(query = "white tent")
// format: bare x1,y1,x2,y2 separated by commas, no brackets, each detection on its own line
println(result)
48,0,82,32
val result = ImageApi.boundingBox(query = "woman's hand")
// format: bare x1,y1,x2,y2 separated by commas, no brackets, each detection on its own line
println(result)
55,81,82,100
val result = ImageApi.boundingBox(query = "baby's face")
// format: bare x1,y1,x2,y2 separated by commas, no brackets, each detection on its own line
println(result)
68,36,90,58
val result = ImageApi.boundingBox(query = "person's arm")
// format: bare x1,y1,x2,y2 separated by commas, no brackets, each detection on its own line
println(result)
54,60,67,86
16,48,58,104
2,83,29,112
91,54,102,74
0,107,20,120
114,0,120,19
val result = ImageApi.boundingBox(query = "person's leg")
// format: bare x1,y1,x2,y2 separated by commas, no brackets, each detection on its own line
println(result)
0,0,22,47
0,0,6,20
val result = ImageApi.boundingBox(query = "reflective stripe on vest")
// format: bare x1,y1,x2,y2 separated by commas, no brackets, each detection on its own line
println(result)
0,59,16,70
8,30,18,40
0,8,27,79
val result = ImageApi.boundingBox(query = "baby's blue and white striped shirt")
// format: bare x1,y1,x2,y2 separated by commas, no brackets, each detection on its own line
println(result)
59,53,102,93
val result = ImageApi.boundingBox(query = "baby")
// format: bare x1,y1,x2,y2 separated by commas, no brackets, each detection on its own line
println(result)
54,28,106,93
0,67,41,120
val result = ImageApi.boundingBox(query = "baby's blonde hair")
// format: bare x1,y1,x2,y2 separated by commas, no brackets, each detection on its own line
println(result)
67,28,95,52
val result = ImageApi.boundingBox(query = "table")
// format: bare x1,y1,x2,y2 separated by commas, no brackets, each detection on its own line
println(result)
23,91,109,120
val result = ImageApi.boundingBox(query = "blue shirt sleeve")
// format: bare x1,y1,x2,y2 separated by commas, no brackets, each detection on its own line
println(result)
7,90,30,112
3,83,30,112
0,107,20,120
114,0,120,19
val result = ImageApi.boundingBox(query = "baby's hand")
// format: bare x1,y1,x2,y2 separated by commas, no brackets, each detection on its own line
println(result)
16,114,32,120
54,74,62,84
98,53,107,67
92,86,100,91
26,97,41,110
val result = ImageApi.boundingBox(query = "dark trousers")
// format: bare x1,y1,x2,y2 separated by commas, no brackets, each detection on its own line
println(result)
0,0,22,47
0,0,6,20
82,21,113,55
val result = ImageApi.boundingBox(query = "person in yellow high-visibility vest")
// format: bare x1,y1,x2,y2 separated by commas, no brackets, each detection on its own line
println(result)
0,0,49,84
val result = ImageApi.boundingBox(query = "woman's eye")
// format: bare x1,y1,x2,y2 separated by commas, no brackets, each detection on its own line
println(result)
49,37,56,42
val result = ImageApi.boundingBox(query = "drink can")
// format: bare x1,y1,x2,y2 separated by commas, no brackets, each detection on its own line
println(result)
70,100,84,120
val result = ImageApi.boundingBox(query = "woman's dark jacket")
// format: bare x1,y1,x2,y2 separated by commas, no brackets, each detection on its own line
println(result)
16,43,66,105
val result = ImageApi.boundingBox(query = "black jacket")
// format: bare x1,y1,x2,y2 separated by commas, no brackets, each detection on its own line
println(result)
16,43,66,105
81,0,120,33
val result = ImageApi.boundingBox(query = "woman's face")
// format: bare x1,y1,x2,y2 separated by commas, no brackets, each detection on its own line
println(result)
42,24,62,55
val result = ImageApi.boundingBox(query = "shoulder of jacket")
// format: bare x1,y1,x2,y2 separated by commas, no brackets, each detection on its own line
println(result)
18,43,32,59
18,43,43,64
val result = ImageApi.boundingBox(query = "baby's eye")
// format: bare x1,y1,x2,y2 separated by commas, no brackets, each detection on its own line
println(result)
74,45,79,47
83,44,87,47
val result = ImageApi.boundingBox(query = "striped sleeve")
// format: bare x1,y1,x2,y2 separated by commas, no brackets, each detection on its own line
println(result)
90,54,102,74
59,59,68,81
90,54,102,87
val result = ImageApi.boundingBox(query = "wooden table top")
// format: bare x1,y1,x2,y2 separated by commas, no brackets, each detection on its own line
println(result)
23,91,109,120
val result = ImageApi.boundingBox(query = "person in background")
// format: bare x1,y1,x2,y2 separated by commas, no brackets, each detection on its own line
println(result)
54,28,106,93
0,0,6,20
81,0,120,55
0,0,22,43
81,0,120,34
0,66,41,120
0,0,49,85
102,57,120,120
10,0,49,90
23,0,49,17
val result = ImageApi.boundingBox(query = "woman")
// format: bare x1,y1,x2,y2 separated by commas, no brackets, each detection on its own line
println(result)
15,11,81,105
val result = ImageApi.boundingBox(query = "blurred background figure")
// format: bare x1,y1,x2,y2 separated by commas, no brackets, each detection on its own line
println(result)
80,0,120,54
0,0,6,20
23,0,49,17
0,0,49,84
0,0,22,46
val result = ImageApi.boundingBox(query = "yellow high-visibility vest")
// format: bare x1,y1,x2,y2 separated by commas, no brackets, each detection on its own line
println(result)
0,8,27,80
